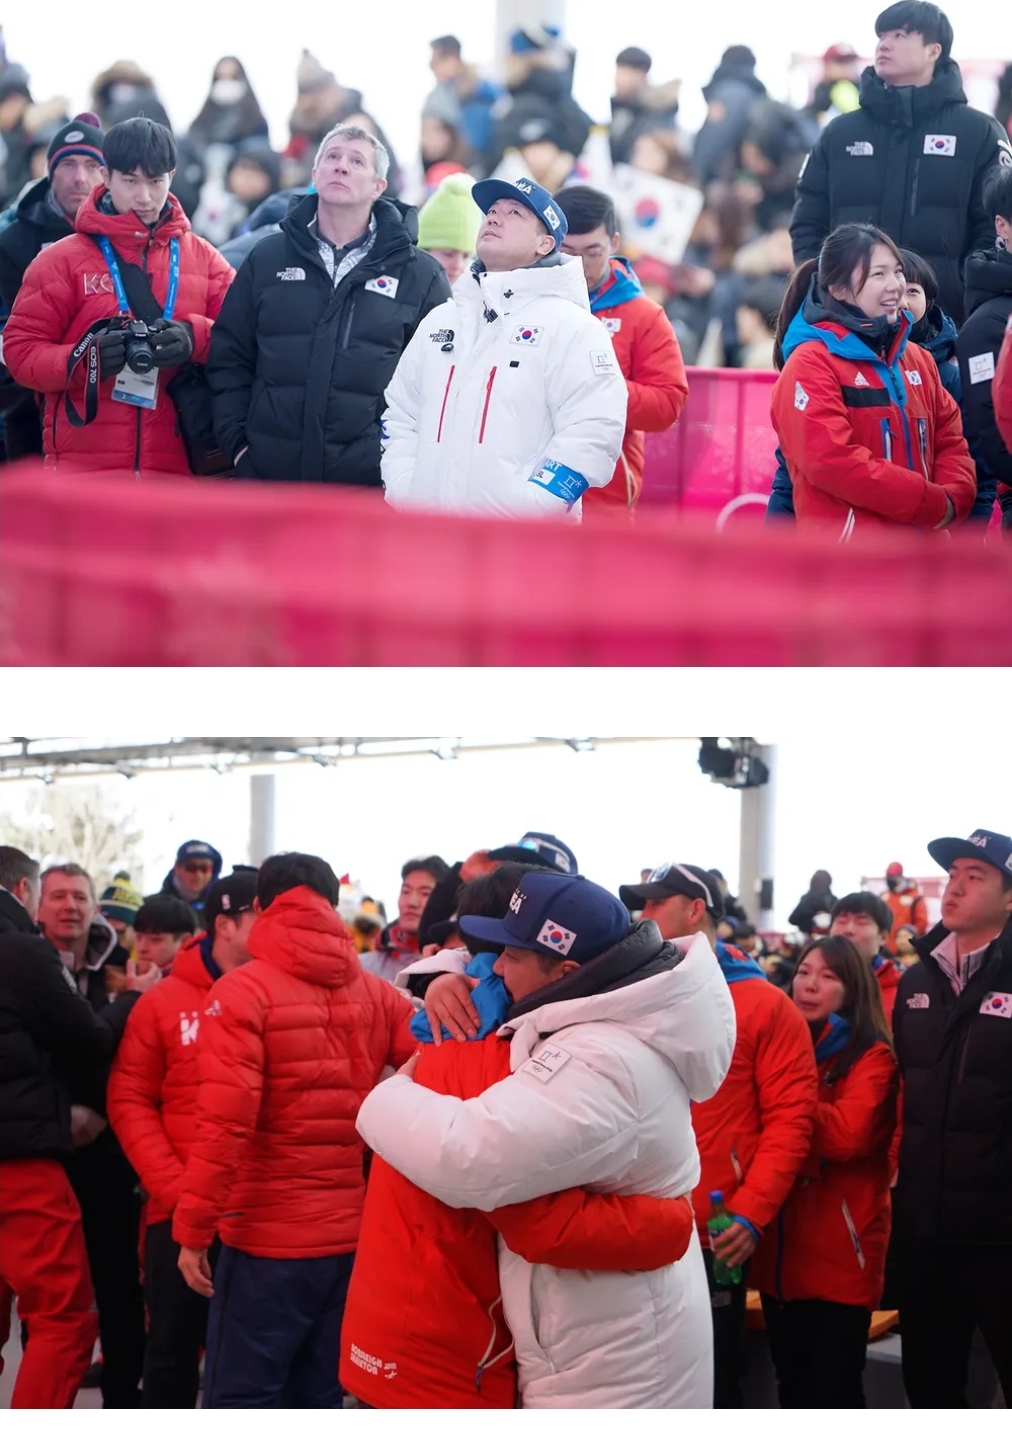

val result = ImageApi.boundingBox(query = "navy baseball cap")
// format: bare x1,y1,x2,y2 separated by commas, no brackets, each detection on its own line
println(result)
176,840,218,865
471,175,568,250
459,871,630,966
486,831,578,875
928,829,1012,878
619,863,724,918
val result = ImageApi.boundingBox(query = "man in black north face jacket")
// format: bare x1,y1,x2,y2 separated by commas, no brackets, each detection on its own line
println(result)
208,124,451,485
790,5,1011,324
891,827,1012,1410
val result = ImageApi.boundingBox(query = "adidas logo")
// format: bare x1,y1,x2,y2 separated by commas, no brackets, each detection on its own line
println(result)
854,372,870,387
277,267,306,281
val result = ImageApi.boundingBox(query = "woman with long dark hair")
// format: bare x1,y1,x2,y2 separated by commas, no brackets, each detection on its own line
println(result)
751,935,898,1408
772,222,975,538
188,57,269,154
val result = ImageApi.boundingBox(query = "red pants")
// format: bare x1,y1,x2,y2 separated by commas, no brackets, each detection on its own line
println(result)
0,1158,97,1408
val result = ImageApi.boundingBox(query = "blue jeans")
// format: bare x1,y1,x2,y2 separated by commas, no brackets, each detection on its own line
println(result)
202,1245,354,1408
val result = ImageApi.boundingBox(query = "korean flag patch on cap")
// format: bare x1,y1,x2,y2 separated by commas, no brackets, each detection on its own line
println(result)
536,919,577,955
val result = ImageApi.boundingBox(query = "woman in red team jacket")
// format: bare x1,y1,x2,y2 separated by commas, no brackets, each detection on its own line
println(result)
751,935,898,1408
772,223,975,539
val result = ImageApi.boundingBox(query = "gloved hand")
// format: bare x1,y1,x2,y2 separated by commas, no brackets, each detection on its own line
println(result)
98,327,128,379
148,319,194,369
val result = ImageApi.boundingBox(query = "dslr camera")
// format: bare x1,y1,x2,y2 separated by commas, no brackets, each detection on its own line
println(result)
110,317,157,375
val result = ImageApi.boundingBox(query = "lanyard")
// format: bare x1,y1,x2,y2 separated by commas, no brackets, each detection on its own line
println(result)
97,235,179,322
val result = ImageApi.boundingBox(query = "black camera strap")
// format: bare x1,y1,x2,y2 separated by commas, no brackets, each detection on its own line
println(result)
64,239,169,429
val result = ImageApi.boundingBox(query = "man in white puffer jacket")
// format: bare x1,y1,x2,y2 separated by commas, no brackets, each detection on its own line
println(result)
357,872,736,1408
381,176,628,518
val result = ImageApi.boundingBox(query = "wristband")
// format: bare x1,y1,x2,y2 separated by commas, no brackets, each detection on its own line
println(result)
730,1214,761,1240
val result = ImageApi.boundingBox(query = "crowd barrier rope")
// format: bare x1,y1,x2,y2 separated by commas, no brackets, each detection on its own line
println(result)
2,466,1010,667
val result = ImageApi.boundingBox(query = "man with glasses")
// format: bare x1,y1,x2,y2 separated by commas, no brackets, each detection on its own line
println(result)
618,863,817,1409
159,841,223,919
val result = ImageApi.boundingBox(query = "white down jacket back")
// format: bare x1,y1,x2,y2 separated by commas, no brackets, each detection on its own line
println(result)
357,927,736,1408
381,254,627,518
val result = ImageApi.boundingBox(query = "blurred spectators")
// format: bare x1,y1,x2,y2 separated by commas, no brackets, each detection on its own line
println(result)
739,100,817,233
416,171,479,284
804,44,862,126
609,47,682,167
0,65,68,207
998,62,1012,138
493,95,590,192
693,45,767,186
187,57,269,156
736,276,783,368
281,50,401,196
91,61,171,132
426,35,501,177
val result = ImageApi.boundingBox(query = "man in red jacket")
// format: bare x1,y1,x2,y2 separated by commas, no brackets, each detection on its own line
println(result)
994,314,1012,529
107,871,257,1408
618,863,817,1409
3,117,233,477
555,184,689,515
172,852,416,1408
830,891,902,1021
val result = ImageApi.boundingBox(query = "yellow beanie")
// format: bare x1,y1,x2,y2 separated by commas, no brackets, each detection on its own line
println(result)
418,173,481,255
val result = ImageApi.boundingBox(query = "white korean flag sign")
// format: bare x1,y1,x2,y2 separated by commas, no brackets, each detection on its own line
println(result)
611,164,705,264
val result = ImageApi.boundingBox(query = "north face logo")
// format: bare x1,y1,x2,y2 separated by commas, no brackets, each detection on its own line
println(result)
846,141,874,156
277,267,306,281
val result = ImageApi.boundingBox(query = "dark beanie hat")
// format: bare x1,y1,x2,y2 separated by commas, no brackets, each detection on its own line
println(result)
48,112,105,176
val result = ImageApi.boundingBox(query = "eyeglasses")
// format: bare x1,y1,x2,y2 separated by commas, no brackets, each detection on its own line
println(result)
183,862,214,874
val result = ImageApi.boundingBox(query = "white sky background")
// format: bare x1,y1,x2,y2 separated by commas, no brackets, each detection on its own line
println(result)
5,0,1000,176
1,734,1008,926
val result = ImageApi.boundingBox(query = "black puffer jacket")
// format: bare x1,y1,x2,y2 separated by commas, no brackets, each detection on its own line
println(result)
208,193,451,485
791,60,1011,323
956,247,1012,515
0,887,135,1161
892,918,1012,1245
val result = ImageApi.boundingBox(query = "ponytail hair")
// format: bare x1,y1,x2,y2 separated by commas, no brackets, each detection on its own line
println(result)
773,258,818,370
773,223,904,371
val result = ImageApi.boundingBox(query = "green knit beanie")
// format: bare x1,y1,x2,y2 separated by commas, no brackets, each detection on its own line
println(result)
418,173,481,254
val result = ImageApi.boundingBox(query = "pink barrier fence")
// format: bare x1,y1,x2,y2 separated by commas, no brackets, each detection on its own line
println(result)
641,368,778,509
2,466,1010,667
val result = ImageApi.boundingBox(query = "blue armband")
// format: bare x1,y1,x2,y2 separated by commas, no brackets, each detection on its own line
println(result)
528,458,589,506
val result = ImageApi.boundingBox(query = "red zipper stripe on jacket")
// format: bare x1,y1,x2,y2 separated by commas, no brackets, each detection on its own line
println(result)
478,367,497,444
436,365,455,443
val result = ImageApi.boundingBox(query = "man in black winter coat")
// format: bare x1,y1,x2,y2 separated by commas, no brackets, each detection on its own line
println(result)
0,846,145,1408
891,828,1012,1409
790,2,1012,324
208,122,451,485
956,166,1012,528
0,112,104,459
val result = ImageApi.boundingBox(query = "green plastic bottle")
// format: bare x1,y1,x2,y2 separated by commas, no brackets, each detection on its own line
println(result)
707,1190,742,1286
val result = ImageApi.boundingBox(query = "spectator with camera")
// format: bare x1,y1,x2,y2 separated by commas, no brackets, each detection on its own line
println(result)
3,117,233,476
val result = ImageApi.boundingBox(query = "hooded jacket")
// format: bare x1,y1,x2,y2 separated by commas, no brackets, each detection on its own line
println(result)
208,193,451,485
3,187,235,475
790,60,1011,324
0,887,135,1162
751,1023,898,1310
690,942,818,1236
107,937,218,1226
171,886,417,1258
693,60,767,185
957,247,1012,512
159,842,223,910
772,279,976,536
341,1026,697,1410
356,924,735,1408
584,256,689,511
382,254,627,519
892,918,1012,1245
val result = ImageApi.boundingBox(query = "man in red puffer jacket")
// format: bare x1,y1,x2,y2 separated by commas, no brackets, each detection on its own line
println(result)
172,853,416,1409
3,118,233,477
107,871,258,1408
554,185,689,516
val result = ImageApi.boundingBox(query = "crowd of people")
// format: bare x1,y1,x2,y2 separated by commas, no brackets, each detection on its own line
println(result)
0,2,1011,533
1,817,1010,1410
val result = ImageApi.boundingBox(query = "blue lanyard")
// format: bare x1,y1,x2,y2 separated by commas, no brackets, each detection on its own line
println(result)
97,235,179,322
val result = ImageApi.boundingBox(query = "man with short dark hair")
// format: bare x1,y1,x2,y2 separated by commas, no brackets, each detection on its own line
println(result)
0,847,148,1408
173,851,416,1408
209,123,450,485
133,895,200,973
361,854,449,982
4,117,234,475
892,828,1012,1407
554,184,688,516
829,890,899,1018
383,174,627,517
108,871,258,1407
0,111,105,458
609,47,682,167
791,2,1012,322
619,863,817,1408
